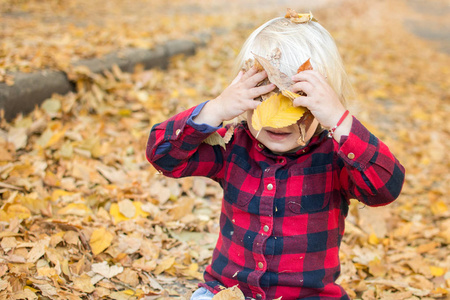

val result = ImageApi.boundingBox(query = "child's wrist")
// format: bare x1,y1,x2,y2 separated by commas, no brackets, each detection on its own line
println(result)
193,99,224,127
330,113,352,143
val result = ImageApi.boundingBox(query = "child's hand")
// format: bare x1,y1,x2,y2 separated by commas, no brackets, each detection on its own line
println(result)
290,71,351,139
194,67,276,127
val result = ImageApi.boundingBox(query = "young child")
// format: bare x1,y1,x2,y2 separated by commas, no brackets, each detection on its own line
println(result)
146,12,405,300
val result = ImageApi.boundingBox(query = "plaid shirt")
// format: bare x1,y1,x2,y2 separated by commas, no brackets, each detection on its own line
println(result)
146,103,405,300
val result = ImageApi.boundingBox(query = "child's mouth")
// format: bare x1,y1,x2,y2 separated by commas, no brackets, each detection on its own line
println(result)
266,129,291,140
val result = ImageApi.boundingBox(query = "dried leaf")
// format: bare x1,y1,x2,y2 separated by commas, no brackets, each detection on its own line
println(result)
89,227,114,255
203,132,226,149
252,93,306,131
91,261,124,278
252,53,293,91
118,199,136,218
212,285,245,300
285,9,317,23
109,201,149,224
297,58,313,73
73,273,95,293
57,203,91,217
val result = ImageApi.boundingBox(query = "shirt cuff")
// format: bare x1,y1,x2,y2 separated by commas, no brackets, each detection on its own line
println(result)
187,100,222,133
336,116,378,171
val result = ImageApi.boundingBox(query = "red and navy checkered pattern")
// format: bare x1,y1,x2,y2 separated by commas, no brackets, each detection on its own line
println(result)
146,105,405,300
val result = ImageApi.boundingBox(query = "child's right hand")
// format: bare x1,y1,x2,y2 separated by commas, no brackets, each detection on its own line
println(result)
193,67,276,127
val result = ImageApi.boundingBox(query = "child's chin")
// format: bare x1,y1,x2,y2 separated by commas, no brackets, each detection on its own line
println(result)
265,143,300,154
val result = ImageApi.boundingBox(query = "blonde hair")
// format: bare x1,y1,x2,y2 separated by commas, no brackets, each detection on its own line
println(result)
234,17,353,106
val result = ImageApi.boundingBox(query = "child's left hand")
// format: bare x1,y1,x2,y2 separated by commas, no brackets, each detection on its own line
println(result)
290,70,347,129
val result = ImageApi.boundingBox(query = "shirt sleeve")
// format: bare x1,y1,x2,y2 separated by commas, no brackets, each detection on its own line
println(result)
146,102,226,181
335,116,405,206
155,101,221,155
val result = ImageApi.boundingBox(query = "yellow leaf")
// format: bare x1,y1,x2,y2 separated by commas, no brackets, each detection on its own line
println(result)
37,267,58,277
7,204,31,219
51,189,75,202
154,256,175,275
109,201,149,224
281,90,302,100
252,93,306,131
368,232,379,245
46,127,67,148
0,210,9,222
57,203,91,216
430,200,448,216
429,266,446,277
90,227,114,255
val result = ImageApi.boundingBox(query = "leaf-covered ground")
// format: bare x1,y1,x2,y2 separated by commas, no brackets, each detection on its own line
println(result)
0,0,449,299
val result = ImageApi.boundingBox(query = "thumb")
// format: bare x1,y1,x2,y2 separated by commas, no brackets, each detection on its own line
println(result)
231,71,244,85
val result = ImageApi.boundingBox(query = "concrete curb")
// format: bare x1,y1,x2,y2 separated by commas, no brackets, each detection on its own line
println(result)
0,35,208,121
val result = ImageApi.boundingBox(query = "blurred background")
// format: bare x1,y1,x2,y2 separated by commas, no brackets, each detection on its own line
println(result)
0,0,449,299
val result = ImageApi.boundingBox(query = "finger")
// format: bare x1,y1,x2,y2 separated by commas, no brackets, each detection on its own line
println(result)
292,70,323,83
231,71,244,85
248,83,276,99
244,70,268,87
245,99,261,111
240,66,258,82
291,81,313,96
292,95,312,108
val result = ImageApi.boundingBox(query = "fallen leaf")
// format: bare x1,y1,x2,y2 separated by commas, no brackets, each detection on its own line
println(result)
89,227,114,255
57,203,91,217
109,201,149,224
73,273,95,293
118,199,136,218
91,261,124,278
212,285,245,300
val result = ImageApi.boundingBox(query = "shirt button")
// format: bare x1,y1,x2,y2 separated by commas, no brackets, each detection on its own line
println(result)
347,152,355,159
266,183,273,191
256,294,262,299
263,225,270,232
258,143,264,149
175,129,181,136
258,262,264,269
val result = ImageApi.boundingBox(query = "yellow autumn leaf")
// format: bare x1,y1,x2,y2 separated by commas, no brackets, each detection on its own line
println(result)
154,256,176,275
57,203,91,216
252,93,306,131
368,232,379,245
51,189,75,202
430,200,448,216
45,126,67,148
90,227,114,255
429,266,446,277
109,201,150,224
6,204,32,219
281,90,302,100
